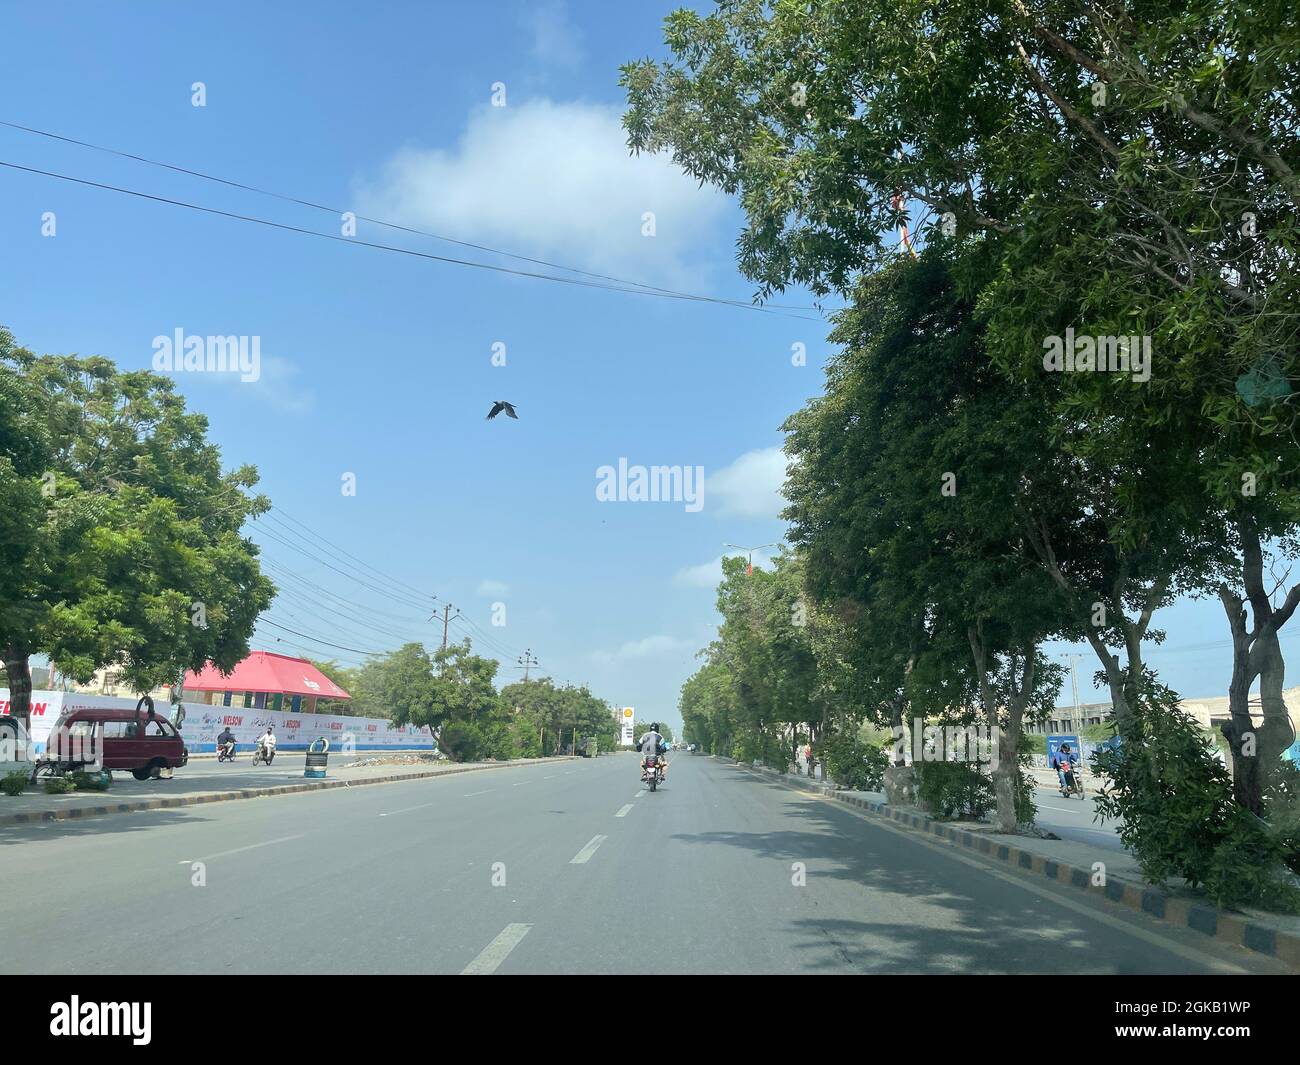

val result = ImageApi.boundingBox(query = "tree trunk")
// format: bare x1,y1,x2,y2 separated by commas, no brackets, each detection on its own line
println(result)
969,627,1036,833
1256,633,1297,769
1220,585,1262,812
3,646,32,738
1218,517,1300,813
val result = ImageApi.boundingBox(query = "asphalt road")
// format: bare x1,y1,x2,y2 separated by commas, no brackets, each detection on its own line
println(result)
1030,785,1123,852
0,753,1284,974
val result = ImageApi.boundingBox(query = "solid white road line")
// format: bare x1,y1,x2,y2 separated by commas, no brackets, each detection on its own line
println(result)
615,804,634,818
379,802,436,817
463,789,493,797
461,923,533,975
513,780,531,787
635,790,646,798
570,835,608,864
179,834,305,863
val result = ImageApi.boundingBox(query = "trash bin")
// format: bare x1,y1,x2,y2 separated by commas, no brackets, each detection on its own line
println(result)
304,738,330,779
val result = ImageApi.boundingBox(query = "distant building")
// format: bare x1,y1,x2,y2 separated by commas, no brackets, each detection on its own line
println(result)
181,650,351,714
1027,686,1300,741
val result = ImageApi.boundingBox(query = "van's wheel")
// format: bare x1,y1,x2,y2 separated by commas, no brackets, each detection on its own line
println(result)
132,760,164,781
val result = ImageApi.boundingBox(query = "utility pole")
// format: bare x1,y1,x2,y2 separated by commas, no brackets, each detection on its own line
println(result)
517,648,538,682
1059,653,1086,734
428,602,460,673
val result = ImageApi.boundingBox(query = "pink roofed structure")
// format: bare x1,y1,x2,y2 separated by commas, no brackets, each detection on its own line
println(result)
182,651,350,713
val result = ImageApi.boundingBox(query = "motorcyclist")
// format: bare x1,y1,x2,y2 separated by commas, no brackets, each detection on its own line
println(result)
216,726,236,758
1052,742,1079,793
637,723,669,783
257,726,277,762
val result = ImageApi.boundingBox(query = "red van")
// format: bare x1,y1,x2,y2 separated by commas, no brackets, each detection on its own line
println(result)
45,699,189,780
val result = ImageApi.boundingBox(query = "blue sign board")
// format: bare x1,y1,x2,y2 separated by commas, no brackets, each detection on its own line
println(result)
1046,734,1080,769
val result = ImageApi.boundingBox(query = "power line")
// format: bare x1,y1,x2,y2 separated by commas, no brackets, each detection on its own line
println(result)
0,118,820,313
256,617,384,657
265,508,439,607
260,558,432,627
0,158,819,319
264,565,430,642
251,522,433,611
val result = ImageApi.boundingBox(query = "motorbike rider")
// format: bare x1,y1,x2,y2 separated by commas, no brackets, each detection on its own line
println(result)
1052,742,1079,793
637,723,669,782
257,726,277,761
217,726,236,757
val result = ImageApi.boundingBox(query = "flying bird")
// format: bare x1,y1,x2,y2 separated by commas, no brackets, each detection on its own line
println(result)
486,400,519,421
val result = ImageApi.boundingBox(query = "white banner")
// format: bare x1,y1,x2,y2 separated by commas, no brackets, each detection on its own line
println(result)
1,690,434,753
620,706,635,747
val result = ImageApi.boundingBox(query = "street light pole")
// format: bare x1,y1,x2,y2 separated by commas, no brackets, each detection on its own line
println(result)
723,543,780,576
1059,653,1085,734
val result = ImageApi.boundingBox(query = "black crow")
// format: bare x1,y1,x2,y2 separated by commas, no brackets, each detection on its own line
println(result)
486,400,519,420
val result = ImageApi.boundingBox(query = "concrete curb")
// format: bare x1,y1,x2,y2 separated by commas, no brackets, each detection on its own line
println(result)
0,757,577,829
720,756,1299,970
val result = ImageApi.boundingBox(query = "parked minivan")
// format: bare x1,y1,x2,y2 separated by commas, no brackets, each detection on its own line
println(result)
44,699,188,780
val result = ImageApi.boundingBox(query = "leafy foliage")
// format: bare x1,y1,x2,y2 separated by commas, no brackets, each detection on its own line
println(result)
915,760,996,822
1092,682,1298,910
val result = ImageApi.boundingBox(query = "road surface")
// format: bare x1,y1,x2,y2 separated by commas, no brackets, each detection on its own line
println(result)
0,754,1283,974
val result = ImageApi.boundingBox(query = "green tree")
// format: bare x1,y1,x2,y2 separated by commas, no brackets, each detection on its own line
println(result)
0,331,274,734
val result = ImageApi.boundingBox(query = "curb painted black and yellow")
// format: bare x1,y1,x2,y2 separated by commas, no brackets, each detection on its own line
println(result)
0,757,577,831
721,756,1300,970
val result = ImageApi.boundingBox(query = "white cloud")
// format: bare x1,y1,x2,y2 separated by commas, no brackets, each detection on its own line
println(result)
355,100,728,283
477,579,510,597
673,547,778,589
522,2,584,68
592,634,694,664
708,447,788,520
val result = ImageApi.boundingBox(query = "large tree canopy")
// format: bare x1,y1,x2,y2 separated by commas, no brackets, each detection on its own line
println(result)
0,329,274,732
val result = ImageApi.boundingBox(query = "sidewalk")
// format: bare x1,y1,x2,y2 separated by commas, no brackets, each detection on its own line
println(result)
722,757,1300,970
0,755,576,830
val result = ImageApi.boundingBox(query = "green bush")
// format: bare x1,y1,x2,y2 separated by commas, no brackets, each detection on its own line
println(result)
1091,681,1299,912
817,731,888,791
915,759,995,820
43,776,77,795
1265,761,1300,876
70,770,111,791
1,770,27,796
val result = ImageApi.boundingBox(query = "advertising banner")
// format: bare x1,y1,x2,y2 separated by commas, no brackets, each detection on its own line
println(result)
620,707,635,746
1,690,434,753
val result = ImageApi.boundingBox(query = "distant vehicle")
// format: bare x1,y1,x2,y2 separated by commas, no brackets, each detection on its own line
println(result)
42,700,188,781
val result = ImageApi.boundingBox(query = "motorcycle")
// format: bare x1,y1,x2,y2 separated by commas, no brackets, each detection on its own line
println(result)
1059,766,1084,799
217,741,236,763
251,743,276,766
641,756,664,792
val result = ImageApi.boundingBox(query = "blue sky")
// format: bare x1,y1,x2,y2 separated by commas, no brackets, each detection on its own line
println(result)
0,0,1275,729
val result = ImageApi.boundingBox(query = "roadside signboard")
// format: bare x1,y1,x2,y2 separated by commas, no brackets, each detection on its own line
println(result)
1,689,434,753
1046,734,1080,770
620,707,635,746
